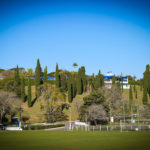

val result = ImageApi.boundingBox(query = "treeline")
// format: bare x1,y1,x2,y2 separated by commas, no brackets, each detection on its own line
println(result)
143,64,150,104
0,58,150,107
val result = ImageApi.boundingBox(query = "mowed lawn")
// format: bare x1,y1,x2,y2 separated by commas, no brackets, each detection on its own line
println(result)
0,131,150,150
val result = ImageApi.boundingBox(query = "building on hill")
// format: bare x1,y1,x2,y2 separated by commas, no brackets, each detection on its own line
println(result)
30,76,55,80
104,72,130,89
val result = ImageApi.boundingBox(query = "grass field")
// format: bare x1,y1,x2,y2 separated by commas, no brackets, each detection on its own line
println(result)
0,131,150,150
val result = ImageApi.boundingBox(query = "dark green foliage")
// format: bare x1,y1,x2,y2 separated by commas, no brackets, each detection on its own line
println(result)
44,66,47,83
14,65,20,86
35,59,42,95
129,85,133,103
77,66,87,94
21,77,25,101
88,73,96,91
80,66,87,92
97,70,101,88
68,77,73,102
72,74,77,98
73,62,78,68
112,75,116,85
100,74,104,87
143,65,150,96
60,74,68,92
96,70,104,88
55,63,61,88
143,86,148,105
77,68,83,94
14,65,21,96
4,80,15,91
27,78,32,107
83,91,104,106
140,80,143,91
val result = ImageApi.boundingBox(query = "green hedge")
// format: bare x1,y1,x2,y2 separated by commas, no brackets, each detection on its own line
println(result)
22,124,64,130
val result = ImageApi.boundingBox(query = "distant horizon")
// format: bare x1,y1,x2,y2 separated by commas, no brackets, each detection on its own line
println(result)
0,0,150,79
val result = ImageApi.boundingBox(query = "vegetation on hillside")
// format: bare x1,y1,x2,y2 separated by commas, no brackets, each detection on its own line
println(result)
0,60,150,124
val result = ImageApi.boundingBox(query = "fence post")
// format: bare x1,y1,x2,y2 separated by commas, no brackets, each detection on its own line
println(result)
100,125,101,131
107,126,108,131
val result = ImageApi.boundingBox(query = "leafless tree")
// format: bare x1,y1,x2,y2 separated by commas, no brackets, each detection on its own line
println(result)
0,91,21,122
39,84,66,122
139,105,150,119
87,104,108,125
98,85,129,120
73,99,83,117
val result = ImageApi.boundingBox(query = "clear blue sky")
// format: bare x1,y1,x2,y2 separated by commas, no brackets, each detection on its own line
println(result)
0,0,150,79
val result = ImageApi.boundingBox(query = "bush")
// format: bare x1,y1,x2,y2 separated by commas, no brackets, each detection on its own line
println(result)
22,124,65,130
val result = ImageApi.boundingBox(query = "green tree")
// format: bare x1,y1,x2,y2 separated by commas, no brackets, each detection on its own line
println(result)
21,77,25,101
27,78,32,107
14,65,21,96
143,64,150,97
77,68,83,94
35,59,42,96
68,77,73,102
97,70,101,88
44,66,47,83
27,68,34,77
73,62,78,69
129,85,133,103
112,75,116,85
80,66,87,92
100,74,104,87
143,86,148,105
55,63,61,88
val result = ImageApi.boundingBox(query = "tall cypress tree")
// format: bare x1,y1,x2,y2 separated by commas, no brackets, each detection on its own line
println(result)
80,66,86,92
14,65,21,96
112,75,116,85
77,68,83,94
55,63,60,88
129,85,133,104
100,74,104,87
44,66,47,83
140,80,143,91
21,77,25,101
143,65,150,96
35,59,42,96
28,78,31,107
143,86,148,105
97,70,101,88
68,77,73,102
72,74,77,98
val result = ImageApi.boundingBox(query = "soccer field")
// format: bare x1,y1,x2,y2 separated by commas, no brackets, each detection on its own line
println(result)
0,131,150,150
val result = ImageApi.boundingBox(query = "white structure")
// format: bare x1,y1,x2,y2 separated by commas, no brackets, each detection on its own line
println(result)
5,127,22,131
75,121,89,127
104,72,130,89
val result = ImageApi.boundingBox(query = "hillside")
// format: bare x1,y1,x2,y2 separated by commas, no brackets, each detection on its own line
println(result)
19,85,149,123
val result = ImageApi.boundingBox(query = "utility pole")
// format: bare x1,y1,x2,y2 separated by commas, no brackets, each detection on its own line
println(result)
109,103,112,125
69,106,72,130
123,101,126,129
137,104,140,130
